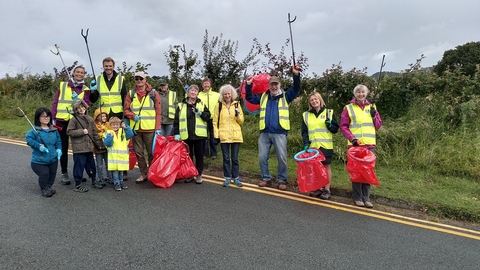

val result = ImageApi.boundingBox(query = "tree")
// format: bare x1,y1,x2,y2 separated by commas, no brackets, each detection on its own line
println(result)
201,30,258,89
164,44,199,96
116,61,151,90
433,41,480,78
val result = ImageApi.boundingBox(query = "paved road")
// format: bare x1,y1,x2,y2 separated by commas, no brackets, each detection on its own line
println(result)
1,139,479,269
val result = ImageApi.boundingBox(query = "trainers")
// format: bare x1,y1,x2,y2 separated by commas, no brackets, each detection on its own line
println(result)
106,178,114,185
91,181,103,189
278,182,287,191
258,180,272,187
74,184,89,193
98,178,106,187
114,184,121,191
195,175,203,184
48,186,56,195
233,178,243,187
309,189,322,197
354,200,365,207
222,178,231,187
185,177,194,183
120,182,128,189
61,173,70,185
135,175,146,184
364,201,373,208
41,187,52,197
320,189,331,200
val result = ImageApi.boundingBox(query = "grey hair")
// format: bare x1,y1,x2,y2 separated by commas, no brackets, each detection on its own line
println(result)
353,84,369,94
218,84,238,102
187,84,199,93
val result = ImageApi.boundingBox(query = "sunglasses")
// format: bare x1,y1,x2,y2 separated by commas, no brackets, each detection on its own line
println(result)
135,77,144,81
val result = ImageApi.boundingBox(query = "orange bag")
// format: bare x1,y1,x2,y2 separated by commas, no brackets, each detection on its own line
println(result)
346,147,379,186
295,149,329,193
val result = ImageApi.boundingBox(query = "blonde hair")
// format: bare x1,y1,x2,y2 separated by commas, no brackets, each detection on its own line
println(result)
307,92,326,110
353,84,369,94
109,117,121,125
219,84,238,102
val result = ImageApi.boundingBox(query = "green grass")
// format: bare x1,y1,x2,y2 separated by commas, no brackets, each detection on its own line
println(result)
3,115,480,222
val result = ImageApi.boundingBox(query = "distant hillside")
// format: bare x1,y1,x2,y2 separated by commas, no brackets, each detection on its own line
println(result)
371,67,433,79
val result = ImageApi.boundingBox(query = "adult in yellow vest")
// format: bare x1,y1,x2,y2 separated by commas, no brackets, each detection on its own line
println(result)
301,92,339,199
124,71,162,183
340,84,383,208
90,57,128,119
198,78,220,159
51,66,96,185
173,85,211,184
245,64,302,190
157,80,177,136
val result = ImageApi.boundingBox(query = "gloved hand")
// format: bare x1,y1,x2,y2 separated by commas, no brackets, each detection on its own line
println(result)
155,129,163,136
303,145,309,152
235,108,240,117
214,138,220,144
134,115,141,122
71,92,79,100
89,80,97,91
193,107,202,117
39,145,49,153
56,149,62,160
184,85,189,91
325,118,332,129
104,133,113,147
370,107,377,118
174,134,181,141
52,119,55,125
351,139,360,146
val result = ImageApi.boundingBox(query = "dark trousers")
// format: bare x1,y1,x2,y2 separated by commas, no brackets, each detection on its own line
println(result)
57,120,69,174
186,139,205,175
221,143,240,179
73,152,96,183
204,120,218,157
31,161,58,189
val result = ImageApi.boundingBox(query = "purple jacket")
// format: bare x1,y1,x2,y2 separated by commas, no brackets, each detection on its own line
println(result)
51,80,92,123
340,98,382,149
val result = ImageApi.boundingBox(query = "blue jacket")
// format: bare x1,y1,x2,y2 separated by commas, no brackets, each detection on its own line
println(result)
246,74,301,135
26,126,62,165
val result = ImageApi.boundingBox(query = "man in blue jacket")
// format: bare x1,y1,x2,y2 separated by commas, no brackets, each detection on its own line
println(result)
245,64,301,190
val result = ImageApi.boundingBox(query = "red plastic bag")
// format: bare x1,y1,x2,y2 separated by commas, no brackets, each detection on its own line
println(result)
252,73,271,94
128,139,137,170
176,156,198,181
148,139,184,188
295,149,329,193
346,147,379,186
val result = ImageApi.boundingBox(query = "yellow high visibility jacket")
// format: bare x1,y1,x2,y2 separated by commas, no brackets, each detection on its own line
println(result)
178,102,207,140
259,93,290,130
55,82,88,121
96,74,124,115
346,104,376,145
128,90,156,131
303,109,333,149
198,89,220,120
104,129,129,171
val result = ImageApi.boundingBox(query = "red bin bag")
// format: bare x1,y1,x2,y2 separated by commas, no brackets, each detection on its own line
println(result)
148,139,184,188
346,147,379,186
295,149,329,193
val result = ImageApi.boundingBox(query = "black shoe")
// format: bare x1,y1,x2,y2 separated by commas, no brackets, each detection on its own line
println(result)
91,181,104,189
47,186,56,195
41,187,52,197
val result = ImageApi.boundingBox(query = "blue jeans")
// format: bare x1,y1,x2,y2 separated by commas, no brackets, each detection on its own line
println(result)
111,170,124,185
161,124,173,136
258,133,288,182
95,152,112,180
221,143,240,179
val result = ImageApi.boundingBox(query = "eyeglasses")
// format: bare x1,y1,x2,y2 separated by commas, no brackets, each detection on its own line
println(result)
40,115,50,119
135,77,144,81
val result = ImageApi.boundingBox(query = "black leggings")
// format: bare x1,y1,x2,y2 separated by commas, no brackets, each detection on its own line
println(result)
185,139,205,175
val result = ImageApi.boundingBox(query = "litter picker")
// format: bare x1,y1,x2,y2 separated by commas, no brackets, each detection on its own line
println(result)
50,44,72,82
15,107,47,146
81,28,97,80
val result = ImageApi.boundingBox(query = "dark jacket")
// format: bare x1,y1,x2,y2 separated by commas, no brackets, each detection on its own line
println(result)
26,126,62,165
173,98,211,140
66,100,102,153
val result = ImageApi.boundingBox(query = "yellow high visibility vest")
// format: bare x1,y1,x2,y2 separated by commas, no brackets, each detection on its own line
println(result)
97,75,124,114
167,90,177,119
346,104,376,145
303,109,333,149
259,93,290,130
198,90,220,120
178,102,207,140
104,130,129,171
55,82,88,121
128,90,156,130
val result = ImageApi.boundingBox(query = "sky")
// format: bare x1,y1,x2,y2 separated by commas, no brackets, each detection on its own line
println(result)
1,0,479,79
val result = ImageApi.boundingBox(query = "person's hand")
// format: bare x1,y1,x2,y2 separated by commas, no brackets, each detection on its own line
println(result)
83,129,89,135
214,138,220,144
155,129,162,136
52,119,55,125
193,107,202,117
325,118,332,128
56,149,62,160
184,85,189,91
39,145,49,153
134,115,141,122
292,64,301,75
104,133,113,147
303,145,309,152
351,139,360,146
235,108,240,117
71,92,79,100
89,80,97,91
370,107,377,118
246,76,253,85
174,134,181,141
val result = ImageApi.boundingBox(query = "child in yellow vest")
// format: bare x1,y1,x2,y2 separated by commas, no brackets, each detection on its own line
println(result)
103,117,134,191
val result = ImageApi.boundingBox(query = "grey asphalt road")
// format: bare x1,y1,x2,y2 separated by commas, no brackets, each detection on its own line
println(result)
1,140,479,269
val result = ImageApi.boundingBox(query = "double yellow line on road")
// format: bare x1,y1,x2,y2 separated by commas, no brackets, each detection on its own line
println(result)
3,137,479,240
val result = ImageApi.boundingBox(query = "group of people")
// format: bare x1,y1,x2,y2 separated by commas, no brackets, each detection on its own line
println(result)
26,59,382,208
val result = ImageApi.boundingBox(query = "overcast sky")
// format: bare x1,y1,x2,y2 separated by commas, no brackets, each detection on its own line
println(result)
1,0,479,80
